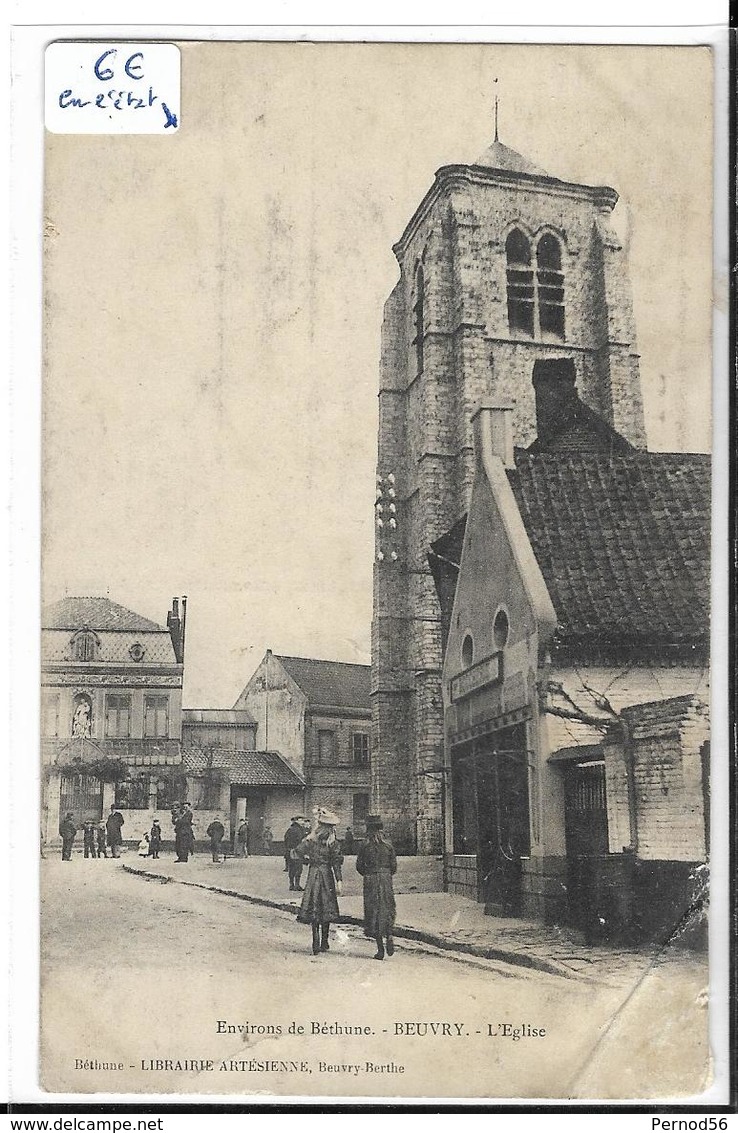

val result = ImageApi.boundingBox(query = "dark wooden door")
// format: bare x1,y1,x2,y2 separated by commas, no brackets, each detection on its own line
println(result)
246,793,267,853
564,761,610,934
477,725,530,916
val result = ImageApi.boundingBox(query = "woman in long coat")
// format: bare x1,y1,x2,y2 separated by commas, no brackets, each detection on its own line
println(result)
295,808,343,955
356,814,397,960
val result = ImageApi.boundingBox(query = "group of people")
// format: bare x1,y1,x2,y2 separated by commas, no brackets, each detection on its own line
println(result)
57,801,234,864
58,804,125,860
234,817,274,857
58,799,398,960
292,808,398,961
172,803,228,864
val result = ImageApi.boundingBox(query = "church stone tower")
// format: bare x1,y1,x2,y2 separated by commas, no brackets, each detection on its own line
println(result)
371,134,647,853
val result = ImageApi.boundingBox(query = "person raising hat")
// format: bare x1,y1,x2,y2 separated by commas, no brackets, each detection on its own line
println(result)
294,807,343,955
356,814,397,960
284,815,308,891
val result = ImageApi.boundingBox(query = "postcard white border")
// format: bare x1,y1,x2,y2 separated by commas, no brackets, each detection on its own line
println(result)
6,1,732,1112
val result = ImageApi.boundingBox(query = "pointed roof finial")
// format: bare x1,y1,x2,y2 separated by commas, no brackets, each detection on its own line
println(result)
494,77,499,143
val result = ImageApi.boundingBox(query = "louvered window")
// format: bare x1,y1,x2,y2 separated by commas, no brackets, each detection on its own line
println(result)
505,229,534,336
536,233,565,339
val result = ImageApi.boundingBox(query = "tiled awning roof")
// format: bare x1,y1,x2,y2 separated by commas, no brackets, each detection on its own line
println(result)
182,747,304,788
182,708,256,726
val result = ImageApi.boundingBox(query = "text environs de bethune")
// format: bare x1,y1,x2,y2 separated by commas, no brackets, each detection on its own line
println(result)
215,1018,547,1041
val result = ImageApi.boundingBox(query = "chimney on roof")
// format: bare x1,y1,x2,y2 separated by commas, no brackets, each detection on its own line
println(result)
471,403,515,471
167,597,183,663
181,595,187,661
532,357,577,447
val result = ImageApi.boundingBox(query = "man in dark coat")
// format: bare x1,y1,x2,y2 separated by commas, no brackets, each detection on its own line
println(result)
174,803,193,862
355,814,398,960
59,812,77,860
206,817,225,862
183,802,196,856
284,816,308,891
236,818,248,858
106,804,125,857
82,820,97,858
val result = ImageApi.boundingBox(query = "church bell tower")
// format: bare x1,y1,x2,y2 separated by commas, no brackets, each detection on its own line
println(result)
371,131,646,853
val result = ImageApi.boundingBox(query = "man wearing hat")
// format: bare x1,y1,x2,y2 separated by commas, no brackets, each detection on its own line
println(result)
284,815,308,891
355,814,397,960
295,807,344,954
106,803,125,858
206,816,226,863
59,812,77,861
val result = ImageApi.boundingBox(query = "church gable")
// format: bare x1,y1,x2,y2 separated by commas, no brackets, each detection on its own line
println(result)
444,407,558,695
444,477,536,694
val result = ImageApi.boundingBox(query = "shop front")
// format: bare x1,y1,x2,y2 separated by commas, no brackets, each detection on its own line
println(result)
448,711,533,915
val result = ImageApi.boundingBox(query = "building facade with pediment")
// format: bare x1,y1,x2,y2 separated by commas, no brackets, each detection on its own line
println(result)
41,597,309,852
40,595,187,845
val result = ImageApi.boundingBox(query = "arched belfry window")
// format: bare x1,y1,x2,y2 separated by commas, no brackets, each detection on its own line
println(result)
536,234,565,339
505,230,534,337
412,263,425,375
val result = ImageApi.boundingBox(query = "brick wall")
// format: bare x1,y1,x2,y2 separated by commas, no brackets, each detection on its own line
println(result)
304,711,371,827
603,695,709,863
546,663,708,757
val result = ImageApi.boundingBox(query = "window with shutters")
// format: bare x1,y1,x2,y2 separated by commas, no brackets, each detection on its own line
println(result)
106,693,132,738
42,691,60,737
72,631,99,661
144,694,169,738
352,732,370,767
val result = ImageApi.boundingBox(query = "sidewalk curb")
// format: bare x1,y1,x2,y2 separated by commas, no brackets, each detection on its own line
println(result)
123,864,578,982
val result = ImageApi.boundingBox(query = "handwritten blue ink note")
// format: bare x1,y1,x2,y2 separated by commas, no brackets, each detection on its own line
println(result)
45,42,180,134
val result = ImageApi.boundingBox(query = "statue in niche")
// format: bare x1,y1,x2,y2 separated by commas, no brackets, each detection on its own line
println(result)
72,696,92,738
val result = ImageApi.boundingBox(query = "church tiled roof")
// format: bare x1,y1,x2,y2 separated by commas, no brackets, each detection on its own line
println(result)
42,596,168,633
510,450,710,652
473,139,549,177
431,450,710,654
276,656,371,712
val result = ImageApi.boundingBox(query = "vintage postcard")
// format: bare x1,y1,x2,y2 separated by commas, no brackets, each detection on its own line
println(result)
36,39,724,1103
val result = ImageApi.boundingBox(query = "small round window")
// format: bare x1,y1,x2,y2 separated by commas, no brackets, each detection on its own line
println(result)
461,633,474,668
493,609,509,650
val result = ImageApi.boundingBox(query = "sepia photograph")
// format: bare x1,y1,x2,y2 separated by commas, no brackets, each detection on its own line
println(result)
31,37,724,1104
